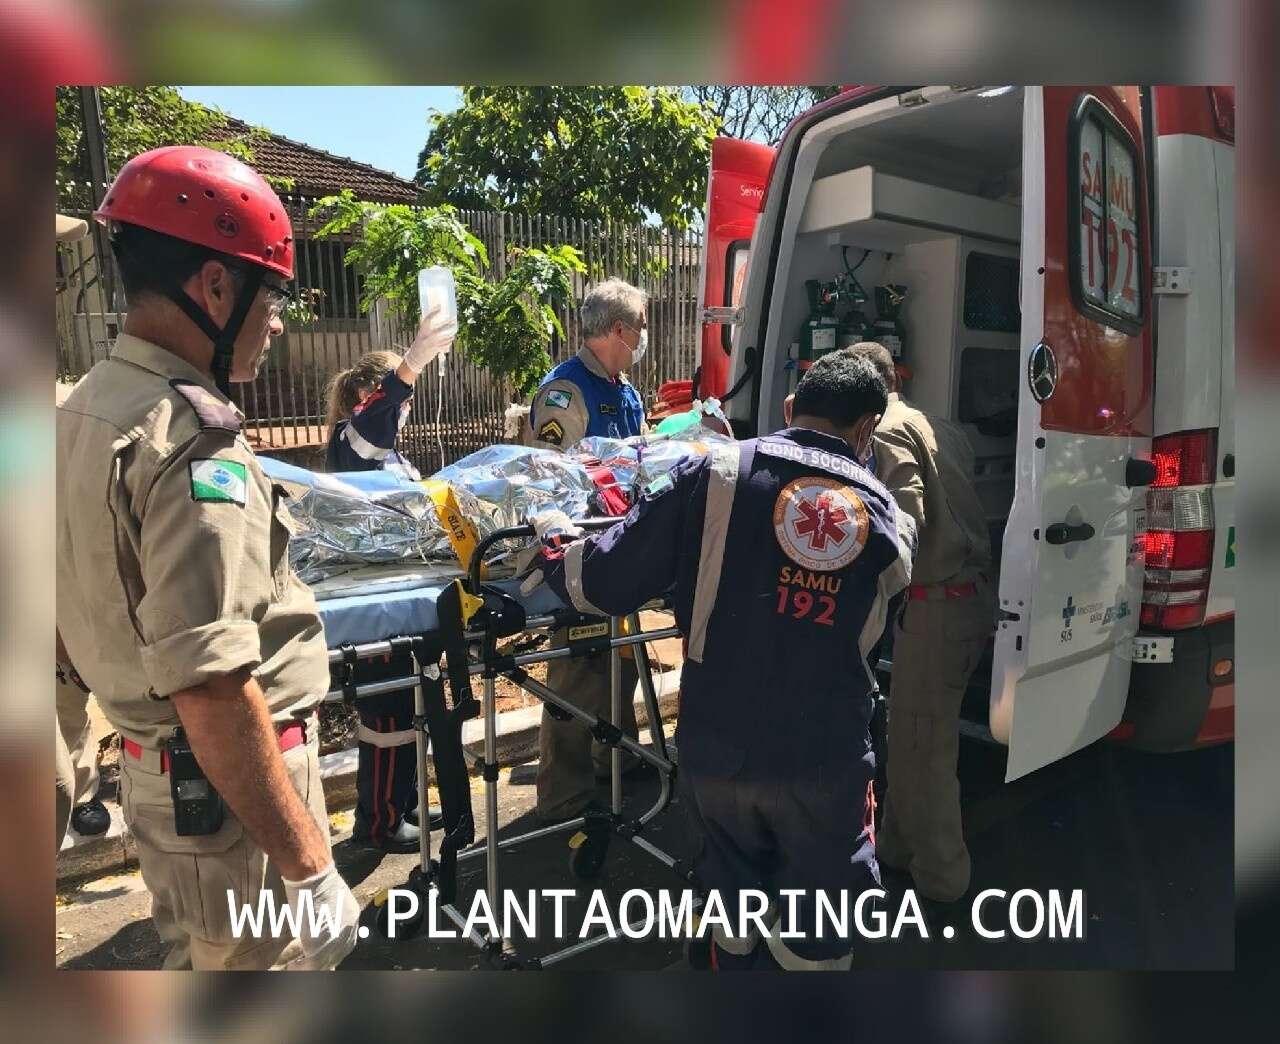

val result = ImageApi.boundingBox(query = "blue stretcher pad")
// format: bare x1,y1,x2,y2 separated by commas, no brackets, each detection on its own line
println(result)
311,564,567,647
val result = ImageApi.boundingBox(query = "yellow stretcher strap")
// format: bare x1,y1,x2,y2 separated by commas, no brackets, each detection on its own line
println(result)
421,478,485,577
620,613,636,659
451,579,485,628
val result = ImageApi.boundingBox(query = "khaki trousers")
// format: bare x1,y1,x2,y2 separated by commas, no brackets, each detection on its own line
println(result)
535,629,639,821
120,732,330,971
55,724,74,850
55,677,100,807
878,586,993,902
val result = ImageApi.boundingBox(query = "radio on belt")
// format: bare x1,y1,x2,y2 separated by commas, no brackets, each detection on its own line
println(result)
165,729,225,835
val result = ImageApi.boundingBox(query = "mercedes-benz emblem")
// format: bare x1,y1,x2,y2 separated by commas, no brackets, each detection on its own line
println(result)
1028,340,1058,403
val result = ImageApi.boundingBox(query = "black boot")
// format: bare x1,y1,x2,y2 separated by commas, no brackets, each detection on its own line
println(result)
707,939,763,971
404,805,444,830
353,816,421,854
70,799,110,837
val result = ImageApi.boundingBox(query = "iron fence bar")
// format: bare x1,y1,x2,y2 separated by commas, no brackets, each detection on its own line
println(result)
305,210,330,447
55,202,707,470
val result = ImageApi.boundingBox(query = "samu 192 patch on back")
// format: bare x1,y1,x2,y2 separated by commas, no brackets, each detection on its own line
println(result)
189,458,248,505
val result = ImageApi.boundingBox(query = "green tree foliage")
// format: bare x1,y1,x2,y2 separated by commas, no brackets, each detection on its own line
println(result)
682,86,843,145
310,190,585,394
310,190,489,309
455,246,586,394
56,86,285,210
416,86,718,229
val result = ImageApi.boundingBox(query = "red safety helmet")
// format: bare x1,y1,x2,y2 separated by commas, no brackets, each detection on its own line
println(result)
95,145,294,279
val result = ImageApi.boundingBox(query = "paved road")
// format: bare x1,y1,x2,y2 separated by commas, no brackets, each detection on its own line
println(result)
56,730,1232,971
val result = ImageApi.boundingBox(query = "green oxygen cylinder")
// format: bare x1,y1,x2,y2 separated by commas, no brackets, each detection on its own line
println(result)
872,284,908,360
799,279,840,376
836,267,870,347
837,307,870,347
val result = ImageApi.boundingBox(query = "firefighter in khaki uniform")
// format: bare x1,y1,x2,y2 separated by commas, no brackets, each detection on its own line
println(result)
851,342,995,904
524,279,648,822
54,217,110,841
55,147,359,970
56,651,108,835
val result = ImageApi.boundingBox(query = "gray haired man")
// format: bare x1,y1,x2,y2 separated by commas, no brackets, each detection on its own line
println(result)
526,277,648,448
525,279,650,821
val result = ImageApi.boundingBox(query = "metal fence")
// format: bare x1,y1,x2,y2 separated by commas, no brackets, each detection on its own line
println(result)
55,198,704,474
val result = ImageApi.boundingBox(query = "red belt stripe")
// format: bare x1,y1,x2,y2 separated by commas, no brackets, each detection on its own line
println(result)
907,581,978,601
122,721,306,773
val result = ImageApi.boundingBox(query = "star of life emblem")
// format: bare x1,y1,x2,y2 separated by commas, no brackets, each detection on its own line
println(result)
772,476,870,572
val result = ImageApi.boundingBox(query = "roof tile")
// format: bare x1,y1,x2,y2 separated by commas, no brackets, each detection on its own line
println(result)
212,118,419,204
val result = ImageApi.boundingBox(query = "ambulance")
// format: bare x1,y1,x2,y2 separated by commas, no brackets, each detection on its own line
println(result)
693,86,1235,780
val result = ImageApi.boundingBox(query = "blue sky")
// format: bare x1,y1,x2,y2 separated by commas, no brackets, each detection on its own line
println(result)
178,86,462,181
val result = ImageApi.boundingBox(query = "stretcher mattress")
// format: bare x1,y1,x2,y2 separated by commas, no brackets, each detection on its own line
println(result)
311,562,567,647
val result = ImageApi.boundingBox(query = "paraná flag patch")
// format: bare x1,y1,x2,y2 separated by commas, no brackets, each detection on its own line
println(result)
190,459,248,504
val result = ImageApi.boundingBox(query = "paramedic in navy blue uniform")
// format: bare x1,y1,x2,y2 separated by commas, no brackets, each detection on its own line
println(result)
526,349,917,970
524,279,649,822
323,306,455,851
324,324,451,479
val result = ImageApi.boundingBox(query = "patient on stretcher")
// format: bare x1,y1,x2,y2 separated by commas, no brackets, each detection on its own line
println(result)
259,423,734,585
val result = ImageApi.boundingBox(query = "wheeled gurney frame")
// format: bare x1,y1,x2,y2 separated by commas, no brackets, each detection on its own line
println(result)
324,521,693,968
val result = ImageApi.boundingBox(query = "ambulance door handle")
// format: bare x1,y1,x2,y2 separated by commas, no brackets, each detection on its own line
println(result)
1045,522,1095,546
1125,458,1157,487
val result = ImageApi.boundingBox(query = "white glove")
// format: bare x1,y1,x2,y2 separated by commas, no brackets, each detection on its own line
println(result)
282,861,361,970
518,510,583,595
533,509,582,548
402,301,458,374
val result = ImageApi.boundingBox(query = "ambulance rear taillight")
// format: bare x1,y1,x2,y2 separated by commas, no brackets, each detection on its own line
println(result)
1141,429,1217,629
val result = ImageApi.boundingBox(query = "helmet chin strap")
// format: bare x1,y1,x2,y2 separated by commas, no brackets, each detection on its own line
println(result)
163,265,264,397
110,232,264,398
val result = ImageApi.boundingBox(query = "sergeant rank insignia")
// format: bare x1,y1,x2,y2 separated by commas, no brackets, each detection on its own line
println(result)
537,419,566,446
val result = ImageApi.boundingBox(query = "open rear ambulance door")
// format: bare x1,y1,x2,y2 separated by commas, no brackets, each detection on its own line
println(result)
696,135,775,400
991,87,1155,781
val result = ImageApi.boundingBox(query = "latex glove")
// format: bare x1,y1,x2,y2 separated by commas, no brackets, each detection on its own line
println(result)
282,862,361,970
402,301,457,374
533,509,582,551
518,510,583,595
515,548,545,595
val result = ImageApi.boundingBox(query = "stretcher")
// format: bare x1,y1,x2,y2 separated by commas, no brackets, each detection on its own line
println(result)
313,522,692,969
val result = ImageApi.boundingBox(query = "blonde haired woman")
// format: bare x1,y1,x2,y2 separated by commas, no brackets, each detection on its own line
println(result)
324,304,455,479
323,307,455,851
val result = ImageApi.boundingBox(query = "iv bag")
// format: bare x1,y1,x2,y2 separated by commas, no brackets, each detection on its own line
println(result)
417,266,457,330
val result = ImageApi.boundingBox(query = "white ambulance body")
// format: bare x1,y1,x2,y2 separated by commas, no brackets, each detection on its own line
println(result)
697,86,1235,780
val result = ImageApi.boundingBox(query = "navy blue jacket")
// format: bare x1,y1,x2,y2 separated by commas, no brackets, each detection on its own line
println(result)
326,369,420,479
528,348,645,448
542,427,915,780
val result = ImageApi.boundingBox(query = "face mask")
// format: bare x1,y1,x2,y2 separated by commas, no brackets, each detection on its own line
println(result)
853,423,876,467
621,324,647,366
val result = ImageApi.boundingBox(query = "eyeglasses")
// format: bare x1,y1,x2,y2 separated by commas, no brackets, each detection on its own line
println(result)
260,281,293,320
225,262,293,320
